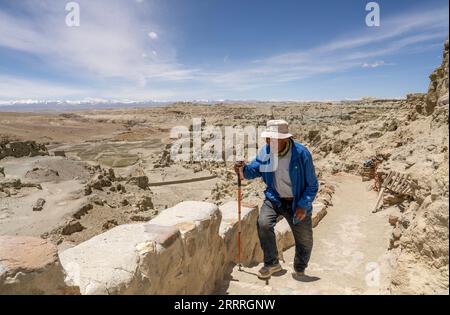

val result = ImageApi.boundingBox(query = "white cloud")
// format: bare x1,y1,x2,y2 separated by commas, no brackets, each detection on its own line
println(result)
0,75,89,100
0,74,196,102
0,1,189,84
0,1,447,101
206,6,448,90
148,32,158,40
362,61,385,68
362,60,395,68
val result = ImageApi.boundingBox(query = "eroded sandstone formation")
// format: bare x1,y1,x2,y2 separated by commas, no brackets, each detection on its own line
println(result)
0,236,78,294
423,39,449,115
388,40,449,294
0,139,48,160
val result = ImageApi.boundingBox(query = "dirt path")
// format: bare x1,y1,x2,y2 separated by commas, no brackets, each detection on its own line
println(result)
216,173,395,295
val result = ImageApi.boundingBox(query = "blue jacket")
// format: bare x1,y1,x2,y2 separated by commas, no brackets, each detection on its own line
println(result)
243,139,319,215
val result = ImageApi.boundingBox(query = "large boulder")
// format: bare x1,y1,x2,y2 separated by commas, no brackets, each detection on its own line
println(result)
0,236,78,294
311,202,328,228
149,201,223,294
218,202,263,267
274,219,295,254
60,201,223,295
60,223,183,294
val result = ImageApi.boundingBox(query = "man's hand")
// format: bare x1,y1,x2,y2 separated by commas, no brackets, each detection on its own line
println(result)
234,161,245,180
295,208,307,222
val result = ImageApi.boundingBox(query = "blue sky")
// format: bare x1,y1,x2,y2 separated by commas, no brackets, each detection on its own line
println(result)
0,0,448,102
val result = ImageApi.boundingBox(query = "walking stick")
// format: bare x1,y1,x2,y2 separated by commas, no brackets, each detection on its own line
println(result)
237,167,243,271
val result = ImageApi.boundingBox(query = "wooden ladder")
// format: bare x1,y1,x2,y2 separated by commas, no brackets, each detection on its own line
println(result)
372,170,417,213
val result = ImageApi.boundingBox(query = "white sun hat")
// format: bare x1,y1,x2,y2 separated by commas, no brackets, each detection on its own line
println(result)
260,119,293,139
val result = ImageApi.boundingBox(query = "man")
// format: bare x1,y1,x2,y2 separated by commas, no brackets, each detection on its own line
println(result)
234,120,318,279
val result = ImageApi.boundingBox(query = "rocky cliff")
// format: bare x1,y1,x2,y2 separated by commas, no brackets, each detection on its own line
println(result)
389,39,449,294
423,39,449,115
310,39,449,294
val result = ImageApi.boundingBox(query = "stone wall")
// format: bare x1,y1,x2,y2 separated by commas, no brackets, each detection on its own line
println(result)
57,201,297,294
1,198,329,294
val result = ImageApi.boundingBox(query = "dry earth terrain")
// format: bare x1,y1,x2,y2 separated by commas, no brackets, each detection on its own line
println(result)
0,40,448,295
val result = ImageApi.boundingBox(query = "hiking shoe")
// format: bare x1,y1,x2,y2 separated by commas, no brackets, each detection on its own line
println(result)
257,263,282,279
292,271,320,282
292,271,305,280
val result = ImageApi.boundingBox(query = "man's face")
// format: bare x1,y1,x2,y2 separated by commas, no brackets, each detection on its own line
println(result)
265,138,288,153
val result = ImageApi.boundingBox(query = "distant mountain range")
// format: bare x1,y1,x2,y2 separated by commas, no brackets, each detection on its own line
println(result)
0,99,172,112
0,97,404,112
0,99,285,112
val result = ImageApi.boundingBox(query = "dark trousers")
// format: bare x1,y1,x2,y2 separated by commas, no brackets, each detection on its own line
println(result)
257,199,313,273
